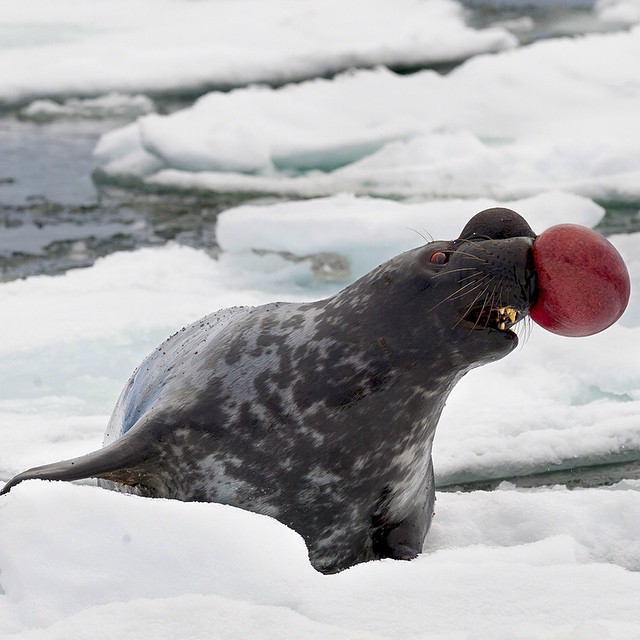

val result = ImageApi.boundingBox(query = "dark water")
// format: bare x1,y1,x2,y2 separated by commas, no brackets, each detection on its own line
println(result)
440,458,640,492
461,0,632,44
0,115,260,280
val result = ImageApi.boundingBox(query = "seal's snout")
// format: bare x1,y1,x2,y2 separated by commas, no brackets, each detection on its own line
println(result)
458,207,536,242
445,233,534,340
454,209,631,338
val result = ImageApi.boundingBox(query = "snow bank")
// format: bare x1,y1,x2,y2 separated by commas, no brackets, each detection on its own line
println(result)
597,0,640,23
1,481,639,638
94,26,640,200
0,0,514,105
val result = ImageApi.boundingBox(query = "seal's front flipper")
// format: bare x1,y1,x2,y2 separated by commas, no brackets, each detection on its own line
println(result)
0,421,158,496
372,465,436,563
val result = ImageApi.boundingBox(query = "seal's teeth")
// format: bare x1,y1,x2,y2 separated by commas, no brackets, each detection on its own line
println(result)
497,307,518,324
498,321,506,331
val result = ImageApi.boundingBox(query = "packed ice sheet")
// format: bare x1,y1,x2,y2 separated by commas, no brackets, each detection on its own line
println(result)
1,481,639,638
0,0,514,105
94,26,640,200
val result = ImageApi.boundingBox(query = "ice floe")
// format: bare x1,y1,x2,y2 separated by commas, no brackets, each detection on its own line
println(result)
0,480,639,638
18,94,156,123
0,0,514,105
94,26,640,201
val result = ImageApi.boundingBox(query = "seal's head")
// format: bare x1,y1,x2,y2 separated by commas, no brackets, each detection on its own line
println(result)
409,207,537,367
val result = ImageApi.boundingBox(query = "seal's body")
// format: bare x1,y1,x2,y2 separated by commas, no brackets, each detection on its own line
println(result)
2,208,537,573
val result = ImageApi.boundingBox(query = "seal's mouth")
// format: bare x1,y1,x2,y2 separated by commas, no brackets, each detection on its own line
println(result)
463,305,520,332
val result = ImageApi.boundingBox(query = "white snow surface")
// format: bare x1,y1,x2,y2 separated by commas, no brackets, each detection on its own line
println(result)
1,481,639,639
597,0,640,23
95,25,640,200
1,193,639,638
0,0,514,104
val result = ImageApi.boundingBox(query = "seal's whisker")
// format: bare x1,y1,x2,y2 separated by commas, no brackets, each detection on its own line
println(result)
516,314,534,348
428,274,491,312
430,275,491,307
469,280,497,333
496,276,507,311
421,228,435,242
452,280,493,330
432,267,480,279
481,280,501,330
445,276,493,302
434,267,480,275
408,227,433,244
457,271,485,284
526,315,534,342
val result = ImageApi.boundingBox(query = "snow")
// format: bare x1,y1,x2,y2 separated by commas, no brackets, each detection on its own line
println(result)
0,0,515,105
1,481,639,638
95,26,640,200
596,0,640,23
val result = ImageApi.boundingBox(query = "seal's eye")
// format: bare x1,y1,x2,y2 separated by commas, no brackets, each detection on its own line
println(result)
430,251,449,265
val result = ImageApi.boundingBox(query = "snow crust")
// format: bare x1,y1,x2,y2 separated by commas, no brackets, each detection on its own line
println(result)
95,26,640,200
596,0,640,23
1,481,639,638
0,0,514,104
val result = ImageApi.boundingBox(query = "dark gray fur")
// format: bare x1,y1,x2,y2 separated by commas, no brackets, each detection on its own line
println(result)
2,208,537,573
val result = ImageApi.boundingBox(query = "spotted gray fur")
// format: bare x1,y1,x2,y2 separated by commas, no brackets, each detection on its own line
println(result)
1,208,538,574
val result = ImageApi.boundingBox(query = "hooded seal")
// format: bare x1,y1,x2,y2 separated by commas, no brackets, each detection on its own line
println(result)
1,208,537,574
